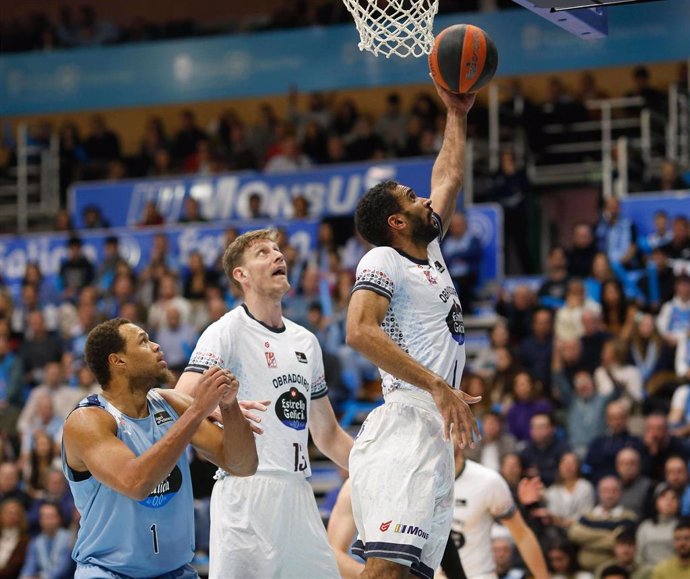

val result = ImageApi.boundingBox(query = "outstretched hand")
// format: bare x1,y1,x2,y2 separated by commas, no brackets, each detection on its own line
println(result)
195,366,240,418
430,74,476,116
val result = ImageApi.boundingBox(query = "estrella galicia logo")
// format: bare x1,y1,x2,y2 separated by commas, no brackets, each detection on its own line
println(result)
446,302,465,345
275,387,307,430
138,465,182,508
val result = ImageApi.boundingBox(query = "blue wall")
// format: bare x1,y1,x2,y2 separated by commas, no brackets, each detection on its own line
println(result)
1,0,689,115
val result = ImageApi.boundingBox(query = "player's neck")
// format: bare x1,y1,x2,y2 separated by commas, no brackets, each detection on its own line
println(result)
101,379,151,418
394,237,428,261
243,295,284,330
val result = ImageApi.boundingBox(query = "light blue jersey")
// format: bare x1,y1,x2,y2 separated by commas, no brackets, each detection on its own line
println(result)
62,390,196,578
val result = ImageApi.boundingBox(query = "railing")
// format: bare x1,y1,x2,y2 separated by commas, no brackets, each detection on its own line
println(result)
0,123,60,233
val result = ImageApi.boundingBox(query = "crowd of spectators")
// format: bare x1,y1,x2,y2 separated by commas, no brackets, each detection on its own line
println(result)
0,1,517,55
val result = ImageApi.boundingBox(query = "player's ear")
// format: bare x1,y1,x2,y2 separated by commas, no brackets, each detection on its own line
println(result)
387,213,406,232
108,352,126,368
232,266,246,285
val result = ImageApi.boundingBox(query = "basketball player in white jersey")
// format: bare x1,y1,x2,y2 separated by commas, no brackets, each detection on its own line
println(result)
176,228,352,579
451,451,548,579
345,80,481,579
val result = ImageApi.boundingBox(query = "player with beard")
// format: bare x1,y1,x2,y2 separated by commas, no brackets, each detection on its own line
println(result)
345,79,480,579
61,318,257,578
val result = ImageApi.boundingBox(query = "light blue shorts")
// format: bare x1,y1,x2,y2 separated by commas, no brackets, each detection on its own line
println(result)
75,562,198,579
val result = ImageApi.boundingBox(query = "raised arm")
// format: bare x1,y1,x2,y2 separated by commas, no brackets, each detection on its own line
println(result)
429,83,476,236
346,288,479,448
63,367,247,501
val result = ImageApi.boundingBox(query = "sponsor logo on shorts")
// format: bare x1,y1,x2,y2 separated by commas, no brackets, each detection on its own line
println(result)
154,410,173,426
138,465,183,509
393,523,430,540
379,520,392,532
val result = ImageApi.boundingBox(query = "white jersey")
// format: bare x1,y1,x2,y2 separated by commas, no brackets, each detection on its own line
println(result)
185,304,328,477
452,460,516,578
352,214,466,408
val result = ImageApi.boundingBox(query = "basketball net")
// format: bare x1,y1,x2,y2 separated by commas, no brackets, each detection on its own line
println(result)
342,0,438,58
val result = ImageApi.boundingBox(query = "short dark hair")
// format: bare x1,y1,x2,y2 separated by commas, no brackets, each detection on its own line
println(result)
84,318,130,388
601,565,630,578
355,180,401,247
615,528,636,545
676,518,690,533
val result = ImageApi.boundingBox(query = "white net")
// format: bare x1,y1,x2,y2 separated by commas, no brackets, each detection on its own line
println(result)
342,0,439,58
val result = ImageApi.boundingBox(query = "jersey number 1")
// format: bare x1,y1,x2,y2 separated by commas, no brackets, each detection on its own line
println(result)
150,524,159,554
293,443,307,472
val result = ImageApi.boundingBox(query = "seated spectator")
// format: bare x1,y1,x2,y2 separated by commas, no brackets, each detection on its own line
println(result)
581,309,612,374
593,529,652,579
546,541,592,579
17,311,64,388
227,123,259,171
636,248,676,315
178,196,207,224
0,334,23,438
584,401,645,484
182,252,220,303
625,66,666,115
595,197,641,271
344,114,385,161
538,246,570,309
568,476,638,571
568,223,598,280
147,273,192,332
517,307,554,395
545,452,595,530
493,536,527,579
464,411,517,472
10,284,59,337
59,237,95,303
442,211,482,311
555,280,601,341
138,200,165,227
83,114,121,164
593,339,643,411
18,394,62,459
0,498,30,577
520,413,569,486
668,382,690,439
586,253,616,305
16,362,73,432
629,313,675,395
19,501,74,578
661,457,690,518
657,274,690,348
488,347,521,410
505,373,553,443
182,138,223,175
600,280,637,343
659,216,690,264
497,284,537,344
96,236,126,293
25,470,74,539
616,447,653,515
0,464,33,512
22,431,59,499
471,319,511,378
643,211,673,253
22,263,60,308
642,413,688,481
172,109,207,164
645,159,688,191
264,135,312,173
650,519,690,578
153,306,199,375
636,483,679,568
553,358,614,457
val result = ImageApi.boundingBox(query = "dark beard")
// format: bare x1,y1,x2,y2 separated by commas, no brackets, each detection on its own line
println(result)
131,367,175,391
407,211,438,244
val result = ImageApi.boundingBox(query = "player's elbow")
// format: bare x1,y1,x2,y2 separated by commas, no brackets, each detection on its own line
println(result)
224,449,259,477
345,323,366,351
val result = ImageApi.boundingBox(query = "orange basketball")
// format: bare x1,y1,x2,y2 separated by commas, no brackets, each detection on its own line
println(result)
429,24,499,94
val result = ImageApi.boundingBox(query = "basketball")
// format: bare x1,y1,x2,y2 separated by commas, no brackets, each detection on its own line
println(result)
429,24,499,94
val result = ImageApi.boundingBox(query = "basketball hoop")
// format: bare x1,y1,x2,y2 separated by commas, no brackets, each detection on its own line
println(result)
342,0,439,58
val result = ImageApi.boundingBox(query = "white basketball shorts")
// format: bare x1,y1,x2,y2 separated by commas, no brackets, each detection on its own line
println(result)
208,472,340,579
349,390,455,579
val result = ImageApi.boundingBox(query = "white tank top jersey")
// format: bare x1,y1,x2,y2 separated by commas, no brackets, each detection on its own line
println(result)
452,460,517,578
352,213,466,409
185,304,328,478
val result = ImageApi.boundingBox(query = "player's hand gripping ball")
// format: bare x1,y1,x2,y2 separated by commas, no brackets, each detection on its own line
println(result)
429,24,498,94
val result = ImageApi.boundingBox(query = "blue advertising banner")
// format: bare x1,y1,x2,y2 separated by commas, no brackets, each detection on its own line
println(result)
1,0,689,115
0,220,318,299
620,190,690,237
70,159,503,282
